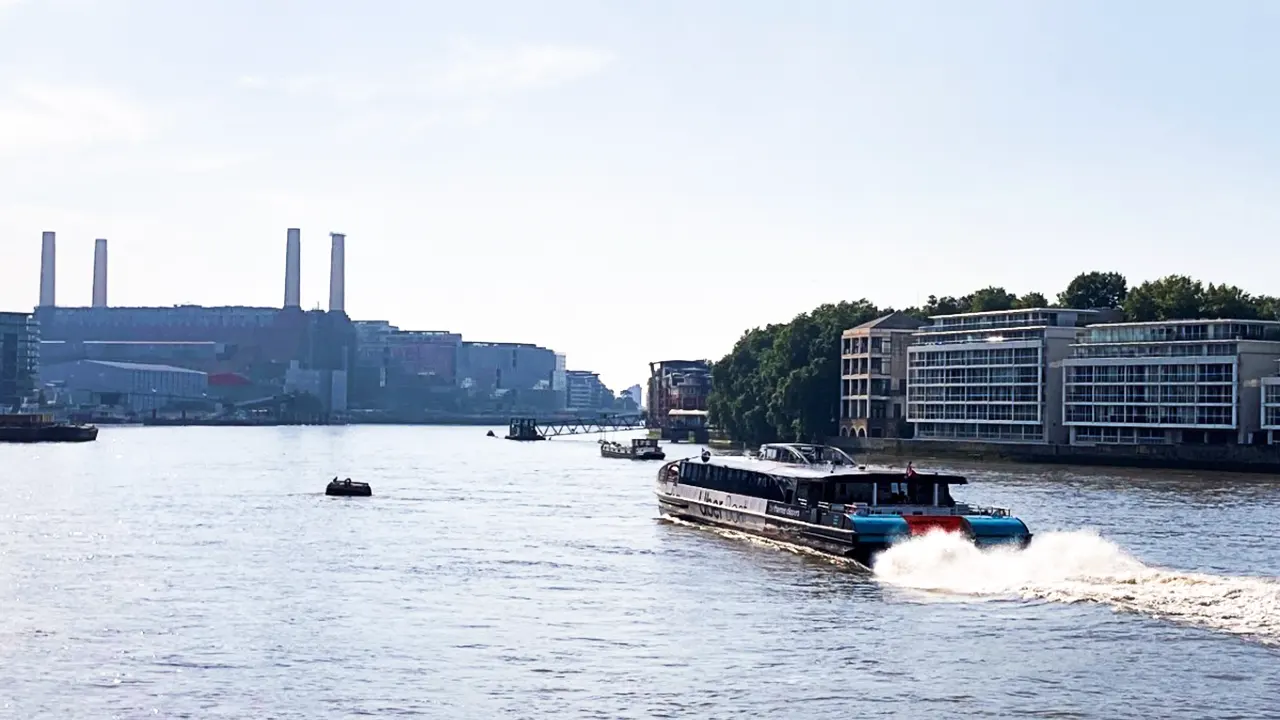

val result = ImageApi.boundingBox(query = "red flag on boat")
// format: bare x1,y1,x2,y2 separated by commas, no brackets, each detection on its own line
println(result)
905,462,917,478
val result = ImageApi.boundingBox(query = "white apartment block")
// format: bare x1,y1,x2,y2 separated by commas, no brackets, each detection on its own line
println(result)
1262,362,1280,444
1063,320,1280,446
907,309,1095,443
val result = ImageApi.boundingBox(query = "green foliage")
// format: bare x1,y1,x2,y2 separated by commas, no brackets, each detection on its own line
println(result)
1014,292,1049,309
1057,271,1128,309
709,271,1279,445
708,301,881,446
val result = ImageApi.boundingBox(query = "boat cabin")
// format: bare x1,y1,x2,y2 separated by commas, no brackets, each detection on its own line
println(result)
672,443,964,511
633,438,660,450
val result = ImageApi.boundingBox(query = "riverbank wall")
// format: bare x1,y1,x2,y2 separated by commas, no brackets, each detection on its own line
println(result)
828,436,1280,475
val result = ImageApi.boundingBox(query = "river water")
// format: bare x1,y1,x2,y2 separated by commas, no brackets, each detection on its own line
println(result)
2,426,1278,719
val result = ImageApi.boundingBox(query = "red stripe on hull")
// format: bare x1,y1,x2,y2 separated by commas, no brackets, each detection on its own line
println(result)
901,515,971,537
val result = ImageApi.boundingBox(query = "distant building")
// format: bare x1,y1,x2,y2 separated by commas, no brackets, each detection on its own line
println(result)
566,370,613,410
457,342,557,394
647,360,712,434
908,308,1097,444
839,312,926,438
1264,363,1280,444
622,384,643,408
40,359,208,413
1064,320,1280,446
0,311,40,410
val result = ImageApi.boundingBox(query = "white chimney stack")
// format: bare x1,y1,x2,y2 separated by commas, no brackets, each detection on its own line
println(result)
38,231,56,307
284,228,301,308
328,232,345,313
92,238,108,308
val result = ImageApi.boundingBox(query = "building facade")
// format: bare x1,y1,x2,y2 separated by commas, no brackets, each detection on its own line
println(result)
457,342,557,393
1264,365,1280,444
40,359,209,413
0,311,40,410
1061,320,1280,446
647,360,712,428
839,312,925,438
566,370,613,410
907,308,1095,443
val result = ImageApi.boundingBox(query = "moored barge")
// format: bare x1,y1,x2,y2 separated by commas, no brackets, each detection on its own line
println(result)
0,413,99,443
601,437,666,460
655,443,1030,568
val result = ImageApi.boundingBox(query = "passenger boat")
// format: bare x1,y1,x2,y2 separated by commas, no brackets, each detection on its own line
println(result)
600,437,666,460
0,413,98,443
655,443,1031,568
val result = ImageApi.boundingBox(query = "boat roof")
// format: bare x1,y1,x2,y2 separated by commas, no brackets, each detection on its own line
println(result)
686,449,967,483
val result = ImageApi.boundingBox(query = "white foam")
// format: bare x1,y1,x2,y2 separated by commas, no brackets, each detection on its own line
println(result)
873,530,1280,645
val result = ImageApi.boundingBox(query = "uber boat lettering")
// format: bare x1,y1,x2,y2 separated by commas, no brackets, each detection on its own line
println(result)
654,443,1032,569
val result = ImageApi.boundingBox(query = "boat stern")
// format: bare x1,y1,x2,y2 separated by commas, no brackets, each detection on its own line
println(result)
963,515,1032,549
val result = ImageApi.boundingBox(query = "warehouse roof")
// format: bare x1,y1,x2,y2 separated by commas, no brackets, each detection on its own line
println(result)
81,360,206,375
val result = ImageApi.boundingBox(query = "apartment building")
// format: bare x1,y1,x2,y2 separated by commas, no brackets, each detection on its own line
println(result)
839,312,925,438
1063,320,1280,446
907,308,1096,443
1264,364,1280,444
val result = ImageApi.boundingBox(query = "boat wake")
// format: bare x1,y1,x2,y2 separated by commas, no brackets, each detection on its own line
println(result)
873,530,1280,646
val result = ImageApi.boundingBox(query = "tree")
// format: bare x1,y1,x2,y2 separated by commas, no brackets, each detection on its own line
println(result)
1201,283,1258,320
1123,275,1204,321
1058,271,1128,309
707,300,882,447
922,295,963,316
962,286,1017,313
1014,292,1049,309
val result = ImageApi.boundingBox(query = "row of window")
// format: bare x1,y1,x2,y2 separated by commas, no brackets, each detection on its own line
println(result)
1081,323,1280,344
1072,426,1171,445
842,378,901,397
909,367,1042,385
915,422,1045,442
1266,386,1280,405
908,403,1041,422
1064,404,1233,426
1066,364,1235,384
677,462,789,502
1071,343,1237,359
909,347,1041,368
1266,407,1280,428
1066,385,1233,404
909,385,1039,403
841,336,892,355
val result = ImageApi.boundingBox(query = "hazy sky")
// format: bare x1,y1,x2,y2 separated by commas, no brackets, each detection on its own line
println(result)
2,1,1278,389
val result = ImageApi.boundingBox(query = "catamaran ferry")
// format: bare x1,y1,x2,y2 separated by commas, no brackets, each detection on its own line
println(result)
655,443,1031,568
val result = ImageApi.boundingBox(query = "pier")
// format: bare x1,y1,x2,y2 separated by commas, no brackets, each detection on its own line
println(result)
505,414,646,441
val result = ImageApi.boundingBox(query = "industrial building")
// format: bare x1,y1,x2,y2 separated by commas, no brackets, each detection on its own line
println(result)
30,229,355,410
839,312,926,438
40,359,209,413
565,370,613,410
457,342,558,394
907,308,1097,444
1063,320,1280,446
0,311,40,410
1264,364,1280,444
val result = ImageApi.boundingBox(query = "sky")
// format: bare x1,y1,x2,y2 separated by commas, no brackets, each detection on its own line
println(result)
2,0,1279,390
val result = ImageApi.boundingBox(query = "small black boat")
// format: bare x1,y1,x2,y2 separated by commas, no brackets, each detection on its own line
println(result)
326,478,372,497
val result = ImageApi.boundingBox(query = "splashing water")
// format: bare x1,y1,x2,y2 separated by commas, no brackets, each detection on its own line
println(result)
873,530,1280,645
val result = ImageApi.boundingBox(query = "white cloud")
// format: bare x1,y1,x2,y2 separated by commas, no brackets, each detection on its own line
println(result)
431,41,615,95
238,41,614,102
0,82,151,157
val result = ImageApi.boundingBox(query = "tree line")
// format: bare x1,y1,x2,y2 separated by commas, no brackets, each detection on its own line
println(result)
707,272,1280,447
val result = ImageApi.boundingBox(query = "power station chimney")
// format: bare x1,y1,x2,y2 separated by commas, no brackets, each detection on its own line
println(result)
38,231,56,307
284,228,301,308
328,232,345,313
92,238,108,307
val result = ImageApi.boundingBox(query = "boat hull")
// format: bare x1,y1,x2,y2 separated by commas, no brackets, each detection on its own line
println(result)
0,424,99,443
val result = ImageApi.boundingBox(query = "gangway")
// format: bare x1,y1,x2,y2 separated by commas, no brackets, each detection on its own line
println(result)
505,415,646,441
